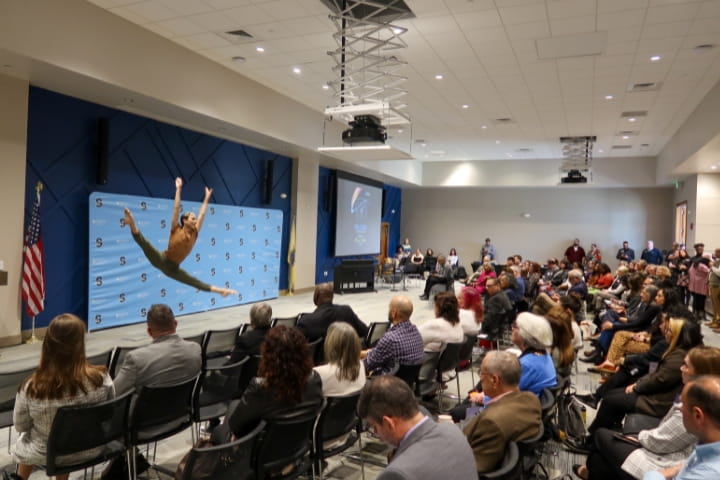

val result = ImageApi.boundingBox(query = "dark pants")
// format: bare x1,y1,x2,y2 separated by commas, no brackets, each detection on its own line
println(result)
692,293,706,319
587,428,637,480
588,388,638,435
132,231,211,291
596,369,635,399
423,276,448,296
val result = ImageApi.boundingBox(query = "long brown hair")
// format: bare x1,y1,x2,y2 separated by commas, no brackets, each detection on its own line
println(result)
544,306,574,367
434,291,460,325
259,326,313,404
22,314,106,400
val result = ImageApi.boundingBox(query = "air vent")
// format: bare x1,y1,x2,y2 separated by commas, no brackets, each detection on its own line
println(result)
694,44,716,53
320,0,415,21
226,29,252,38
219,30,256,45
493,117,515,125
515,148,533,153
628,82,663,92
611,145,632,149
414,139,426,144
231,56,246,63
617,130,638,136
620,111,647,118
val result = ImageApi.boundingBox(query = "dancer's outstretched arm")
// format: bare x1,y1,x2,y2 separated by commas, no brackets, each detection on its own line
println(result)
196,186,212,232
169,177,183,235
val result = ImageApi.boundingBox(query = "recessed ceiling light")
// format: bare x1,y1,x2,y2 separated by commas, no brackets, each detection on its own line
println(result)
628,117,636,122
435,74,443,80
495,140,501,144
256,46,265,53
392,27,403,34
293,67,301,74
481,125,487,129
598,149,604,153
711,165,717,170
461,104,469,109
506,153,513,157
605,95,614,100
322,84,329,90
650,55,661,62
398,129,403,133
421,143,427,147
622,135,630,140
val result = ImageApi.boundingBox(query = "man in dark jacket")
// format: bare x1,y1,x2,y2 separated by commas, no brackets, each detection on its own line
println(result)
296,282,368,342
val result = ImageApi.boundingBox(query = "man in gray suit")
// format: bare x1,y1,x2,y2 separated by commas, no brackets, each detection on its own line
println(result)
114,303,202,395
419,254,454,300
357,376,476,479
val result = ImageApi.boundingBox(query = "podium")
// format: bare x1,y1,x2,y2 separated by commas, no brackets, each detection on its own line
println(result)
333,260,375,294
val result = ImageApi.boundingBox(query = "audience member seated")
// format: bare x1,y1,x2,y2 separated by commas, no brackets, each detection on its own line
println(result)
458,286,483,337
447,248,459,268
12,314,115,480
423,248,437,273
567,268,588,301
401,238,412,256
314,322,366,396
296,282,368,343
113,304,202,396
404,248,425,275
642,375,720,479
463,351,542,474
481,278,513,339
229,302,272,362
544,305,576,379
417,292,465,384
362,296,424,376
212,326,323,444
567,317,703,454
450,312,555,423
419,255,453,301
589,263,614,289
357,376,476,480
468,261,496,295
574,346,720,480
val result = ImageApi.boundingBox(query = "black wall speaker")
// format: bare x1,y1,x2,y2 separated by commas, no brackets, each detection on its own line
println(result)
324,171,336,212
261,159,274,204
96,117,109,185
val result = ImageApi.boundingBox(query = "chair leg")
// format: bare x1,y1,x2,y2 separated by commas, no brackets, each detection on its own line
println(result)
126,448,134,480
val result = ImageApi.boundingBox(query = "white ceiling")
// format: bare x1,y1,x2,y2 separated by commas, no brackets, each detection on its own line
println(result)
87,0,720,167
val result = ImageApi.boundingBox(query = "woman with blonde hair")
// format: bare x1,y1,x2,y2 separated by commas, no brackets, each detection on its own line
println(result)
314,322,366,396
13,314,114,480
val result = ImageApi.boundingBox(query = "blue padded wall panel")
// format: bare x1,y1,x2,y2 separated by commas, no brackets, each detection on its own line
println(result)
315,167,402,284
23,87,291,330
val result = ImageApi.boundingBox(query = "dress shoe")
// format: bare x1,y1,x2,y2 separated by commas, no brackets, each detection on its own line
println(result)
572,464,589,480
588,365,617,374
583,348,596,357
419,294,429,300
575,393,599,410
579,353,603,364
563,435,592,455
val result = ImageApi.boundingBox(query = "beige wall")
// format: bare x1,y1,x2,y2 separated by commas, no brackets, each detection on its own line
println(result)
292,154,319,291
673,175,698,248
402,186,674,268
0,74,28,345
696,174,720,249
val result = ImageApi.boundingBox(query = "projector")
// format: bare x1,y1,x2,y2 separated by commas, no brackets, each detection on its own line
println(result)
560,169,588,184
342,115,387,145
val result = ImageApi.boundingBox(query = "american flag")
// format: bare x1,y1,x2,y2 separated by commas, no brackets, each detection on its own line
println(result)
22,185,45,317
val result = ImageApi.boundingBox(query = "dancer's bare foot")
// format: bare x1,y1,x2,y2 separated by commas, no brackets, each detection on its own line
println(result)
211,286,238,297
123,208,139,234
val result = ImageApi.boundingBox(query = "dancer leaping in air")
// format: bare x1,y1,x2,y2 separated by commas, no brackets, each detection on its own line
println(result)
123,177,237,297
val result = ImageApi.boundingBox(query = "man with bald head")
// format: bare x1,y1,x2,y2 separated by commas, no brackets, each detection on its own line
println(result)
644,376,720,479
296,282,368,342
363,296,424,375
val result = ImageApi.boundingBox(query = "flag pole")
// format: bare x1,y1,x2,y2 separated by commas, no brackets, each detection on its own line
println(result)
25,316,40,344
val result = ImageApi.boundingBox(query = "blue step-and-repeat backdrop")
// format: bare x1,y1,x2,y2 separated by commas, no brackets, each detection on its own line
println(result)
88,192,283,331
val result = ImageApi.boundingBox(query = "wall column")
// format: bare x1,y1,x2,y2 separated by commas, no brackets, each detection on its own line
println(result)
291,154,319,292
0,74,29,346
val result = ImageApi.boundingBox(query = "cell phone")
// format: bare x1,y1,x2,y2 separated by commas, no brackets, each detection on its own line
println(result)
613,433,641,446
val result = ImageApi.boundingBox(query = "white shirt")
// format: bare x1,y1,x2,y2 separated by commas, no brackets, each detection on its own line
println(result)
459,309,480,336
418,317,465,353
314,361,366,397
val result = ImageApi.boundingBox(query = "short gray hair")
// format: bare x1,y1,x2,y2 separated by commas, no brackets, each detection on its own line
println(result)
483,351,521,386
250,303,272,328
568,269,583,280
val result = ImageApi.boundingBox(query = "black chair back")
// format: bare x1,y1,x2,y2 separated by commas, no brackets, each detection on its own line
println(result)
0,366,36,429
254,400,325,479
129,375,198,445
435,342,463,380
314,394,360,457
183,333,205,346
202,327,242,366
458,334,476,365
86,349,114,368
308,337,325,366
518,422,545,479
271,316,299,328
108,346,139,379
193,357,249,423
238,324,252,335
364,322,390,348
394,364,421,390
238,355,261,396
46,389,133,476
178,421,265,480
478,441,521,480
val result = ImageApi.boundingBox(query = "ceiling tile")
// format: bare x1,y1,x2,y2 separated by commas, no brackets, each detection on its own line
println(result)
550,15,597,36
157,0,214,16
645,3,701,24
598,10,645,30
121,1,178,22
454,9,503,29
154,17,207,36
547,0,597,20
498,3,548,25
